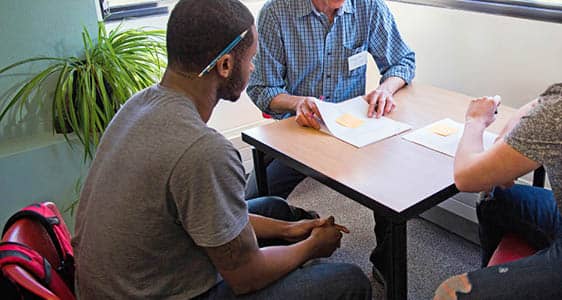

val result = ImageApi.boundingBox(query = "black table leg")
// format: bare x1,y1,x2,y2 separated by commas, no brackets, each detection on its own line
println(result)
387,221,407,300
532,166,546,187
252,148,269,196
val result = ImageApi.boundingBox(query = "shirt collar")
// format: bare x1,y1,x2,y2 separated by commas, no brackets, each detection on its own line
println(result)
298,0,355,18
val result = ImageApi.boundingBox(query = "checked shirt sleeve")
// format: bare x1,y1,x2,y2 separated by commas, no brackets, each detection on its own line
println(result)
368,0,416,84
247,7,290,119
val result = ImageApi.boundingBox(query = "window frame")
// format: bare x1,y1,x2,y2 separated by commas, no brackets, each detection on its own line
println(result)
388,0,562,23
97,0,562,23
99,0,169,21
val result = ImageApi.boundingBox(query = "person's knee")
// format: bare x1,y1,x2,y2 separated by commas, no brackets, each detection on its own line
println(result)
247,196,292,219
434,273,473,300
329,264,372,298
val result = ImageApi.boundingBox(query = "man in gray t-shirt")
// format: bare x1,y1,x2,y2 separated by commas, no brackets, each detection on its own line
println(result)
72,1,371,299
434,83,562,299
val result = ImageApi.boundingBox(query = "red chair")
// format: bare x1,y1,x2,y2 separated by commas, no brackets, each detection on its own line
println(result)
487,233,537,266
486,167,545,267
1,202,75,300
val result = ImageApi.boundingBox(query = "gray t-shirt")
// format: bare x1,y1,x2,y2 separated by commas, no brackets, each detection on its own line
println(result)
72,84,249,299
506,83,562,211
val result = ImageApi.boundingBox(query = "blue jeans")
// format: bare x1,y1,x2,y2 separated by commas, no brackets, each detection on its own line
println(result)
246,157,389,277
196,196,372,300
458,185,562,299
245,157,306,200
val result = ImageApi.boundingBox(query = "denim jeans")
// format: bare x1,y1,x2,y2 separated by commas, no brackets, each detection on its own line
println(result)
245,157,306,200
458,184,562,299
246,156,390,278
195,196,372,300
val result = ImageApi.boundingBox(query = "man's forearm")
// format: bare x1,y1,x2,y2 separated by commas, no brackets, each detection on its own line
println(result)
378,76,406,95
249,214,290,240
268,93,303,114
237,241,315,294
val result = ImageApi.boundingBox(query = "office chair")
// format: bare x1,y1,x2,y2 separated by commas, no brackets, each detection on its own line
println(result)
486,167,545,266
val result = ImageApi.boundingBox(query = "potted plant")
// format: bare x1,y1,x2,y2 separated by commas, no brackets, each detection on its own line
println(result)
0,21,166,159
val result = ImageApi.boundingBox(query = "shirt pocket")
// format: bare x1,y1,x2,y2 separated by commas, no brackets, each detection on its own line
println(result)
344,45,368,77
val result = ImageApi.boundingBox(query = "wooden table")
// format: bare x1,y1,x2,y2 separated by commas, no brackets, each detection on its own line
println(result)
242,83,515,300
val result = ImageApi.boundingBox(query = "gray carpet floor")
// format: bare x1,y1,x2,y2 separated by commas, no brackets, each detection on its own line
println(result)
287,178,481,300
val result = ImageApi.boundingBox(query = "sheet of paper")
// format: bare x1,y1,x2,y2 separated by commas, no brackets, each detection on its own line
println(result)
314,97,412,148
402,118,498,157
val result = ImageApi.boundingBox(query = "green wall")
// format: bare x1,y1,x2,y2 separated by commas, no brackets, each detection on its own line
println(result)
0,0,98,228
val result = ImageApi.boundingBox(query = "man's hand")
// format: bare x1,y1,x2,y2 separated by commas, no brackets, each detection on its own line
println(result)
465,96,501,127
295,97,322,129
284,217,349,243
365,87,397,118
307,216,348,259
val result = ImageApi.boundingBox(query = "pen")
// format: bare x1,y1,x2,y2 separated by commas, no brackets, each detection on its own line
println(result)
493,95,500,114
198,30,249,77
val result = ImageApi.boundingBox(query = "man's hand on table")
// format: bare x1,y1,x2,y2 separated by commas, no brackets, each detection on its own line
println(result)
365,87,397,118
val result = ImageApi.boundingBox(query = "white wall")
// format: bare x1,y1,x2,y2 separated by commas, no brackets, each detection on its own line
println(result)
380,2,562,108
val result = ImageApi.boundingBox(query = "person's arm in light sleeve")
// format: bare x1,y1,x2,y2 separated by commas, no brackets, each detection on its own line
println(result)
365,0,416,118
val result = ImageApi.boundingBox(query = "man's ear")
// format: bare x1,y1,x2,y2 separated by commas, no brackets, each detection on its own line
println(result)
215,54,234,79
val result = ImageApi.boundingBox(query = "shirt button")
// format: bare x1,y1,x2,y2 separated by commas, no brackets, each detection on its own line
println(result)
326,74,331,79
327,52,332,56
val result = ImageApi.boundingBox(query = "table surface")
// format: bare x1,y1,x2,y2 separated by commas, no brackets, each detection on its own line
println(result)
242,83,515,220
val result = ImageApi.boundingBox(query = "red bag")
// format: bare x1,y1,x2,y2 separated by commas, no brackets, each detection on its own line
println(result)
0,241,73,299
2,202,75,290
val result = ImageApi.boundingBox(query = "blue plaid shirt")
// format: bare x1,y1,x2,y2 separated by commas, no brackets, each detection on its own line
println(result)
247,0,416,119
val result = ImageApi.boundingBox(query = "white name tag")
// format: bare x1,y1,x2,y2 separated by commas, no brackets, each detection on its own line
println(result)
348,51,368,72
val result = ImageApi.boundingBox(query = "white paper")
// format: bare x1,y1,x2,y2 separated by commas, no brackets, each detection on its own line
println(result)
314,97,412,148
348,51,368,72
402,118,498,157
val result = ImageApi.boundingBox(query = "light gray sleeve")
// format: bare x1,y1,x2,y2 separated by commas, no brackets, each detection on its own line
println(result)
168,132,249,248
506,85,562,165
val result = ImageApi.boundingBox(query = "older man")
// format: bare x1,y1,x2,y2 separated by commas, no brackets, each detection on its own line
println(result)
246,0,416,284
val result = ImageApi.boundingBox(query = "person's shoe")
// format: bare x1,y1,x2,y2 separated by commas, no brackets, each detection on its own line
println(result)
289,205,320,220
305,209,320,219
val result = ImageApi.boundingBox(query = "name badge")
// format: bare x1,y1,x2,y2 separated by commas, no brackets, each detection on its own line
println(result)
348,51,368,72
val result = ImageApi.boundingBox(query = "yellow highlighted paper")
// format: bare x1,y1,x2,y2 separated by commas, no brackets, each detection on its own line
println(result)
429,123,458,136
336,113,364,128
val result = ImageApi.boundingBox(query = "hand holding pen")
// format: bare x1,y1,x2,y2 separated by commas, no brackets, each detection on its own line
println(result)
295,96,322,129
465,95,501,128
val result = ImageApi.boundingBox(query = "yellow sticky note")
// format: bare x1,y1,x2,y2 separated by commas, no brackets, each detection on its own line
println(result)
430,123,458,136
336,113,364,128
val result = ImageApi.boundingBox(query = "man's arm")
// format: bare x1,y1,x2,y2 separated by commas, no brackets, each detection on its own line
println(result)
454,97,540,192
246,4,290,119
365,0,415,118
204,220,343,295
